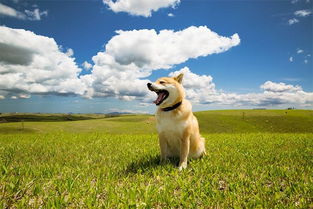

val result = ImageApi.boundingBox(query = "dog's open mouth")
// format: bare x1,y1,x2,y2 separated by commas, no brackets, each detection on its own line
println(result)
153,90,169,105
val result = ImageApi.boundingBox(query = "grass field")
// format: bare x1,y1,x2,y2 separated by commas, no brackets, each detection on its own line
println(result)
0,110,312,208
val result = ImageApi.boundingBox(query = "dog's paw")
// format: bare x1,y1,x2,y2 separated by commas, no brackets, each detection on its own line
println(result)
178,162,187,171
201,150,207,157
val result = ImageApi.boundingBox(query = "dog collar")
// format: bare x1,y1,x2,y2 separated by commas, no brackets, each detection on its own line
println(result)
162,101,182,112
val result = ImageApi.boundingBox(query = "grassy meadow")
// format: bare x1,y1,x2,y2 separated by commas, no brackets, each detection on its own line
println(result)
0,110,312,208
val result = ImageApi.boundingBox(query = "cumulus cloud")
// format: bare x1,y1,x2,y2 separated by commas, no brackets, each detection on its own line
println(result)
0,26,87,98
103,0,180,17
168,67,313,108
1,25,310,109
0,3,47,20
260,81,302,92
168,13,174,17
77,26,312,108
80,69,151,100
289,56,294,62
105,26,240,70
81,26,240,99
294,9,312,17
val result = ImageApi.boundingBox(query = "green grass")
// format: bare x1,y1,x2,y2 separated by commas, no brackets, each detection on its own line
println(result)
195,109,313,133
0,110,312,207
0,114,155,134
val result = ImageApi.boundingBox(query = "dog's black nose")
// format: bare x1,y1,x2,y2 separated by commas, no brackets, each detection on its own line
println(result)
147,83,152,88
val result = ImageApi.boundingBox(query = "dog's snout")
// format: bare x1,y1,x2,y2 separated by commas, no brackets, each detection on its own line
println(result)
147,83,152,88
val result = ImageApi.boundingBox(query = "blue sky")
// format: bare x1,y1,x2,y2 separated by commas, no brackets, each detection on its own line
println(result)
0,0,312,113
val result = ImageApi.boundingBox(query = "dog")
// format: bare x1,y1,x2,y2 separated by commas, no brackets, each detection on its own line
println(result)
147,73,206,170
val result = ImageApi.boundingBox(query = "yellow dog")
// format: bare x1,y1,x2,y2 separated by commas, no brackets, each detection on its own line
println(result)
147,73,206,170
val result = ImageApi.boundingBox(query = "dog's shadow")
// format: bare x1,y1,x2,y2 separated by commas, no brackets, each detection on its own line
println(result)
124,154,179,174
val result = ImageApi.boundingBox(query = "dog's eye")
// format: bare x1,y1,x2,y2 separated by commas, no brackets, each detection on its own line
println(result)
159,81,165,84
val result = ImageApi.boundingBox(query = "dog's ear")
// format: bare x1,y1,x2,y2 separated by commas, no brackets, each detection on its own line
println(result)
174,73,184,84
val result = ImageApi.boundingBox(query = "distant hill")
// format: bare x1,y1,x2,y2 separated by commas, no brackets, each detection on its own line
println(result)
0,113,106,122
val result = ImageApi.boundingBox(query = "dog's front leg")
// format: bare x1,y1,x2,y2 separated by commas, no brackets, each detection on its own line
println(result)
159,133,168,163
178,133,190,171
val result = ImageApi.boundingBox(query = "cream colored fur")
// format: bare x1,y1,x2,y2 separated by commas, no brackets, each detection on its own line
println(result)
148,73,206,170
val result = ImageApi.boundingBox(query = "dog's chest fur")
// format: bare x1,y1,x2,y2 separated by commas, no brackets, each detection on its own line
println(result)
156,102,192,156
156,111,187,136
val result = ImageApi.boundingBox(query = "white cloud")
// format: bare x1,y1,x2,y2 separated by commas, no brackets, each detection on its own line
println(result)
1,26,310,109
82,61,92,70
103,0,180,17
294,9,312,17
0,3,25,19
0,3,47,21
290,49,310,64
297,49,304,54
80,70,151,100
105,26,240,71
24,8,48,20
0,26,87,98
260,81,302,92
287,9,311,25
81,26,240,99
0,95,4,99
167,68,313,108
168,13,174,17
288,18,299,25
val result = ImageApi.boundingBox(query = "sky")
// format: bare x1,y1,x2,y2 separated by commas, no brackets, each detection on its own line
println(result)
0,0,312,114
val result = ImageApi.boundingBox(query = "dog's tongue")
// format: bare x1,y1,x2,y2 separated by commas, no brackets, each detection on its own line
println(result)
154,92,166,104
